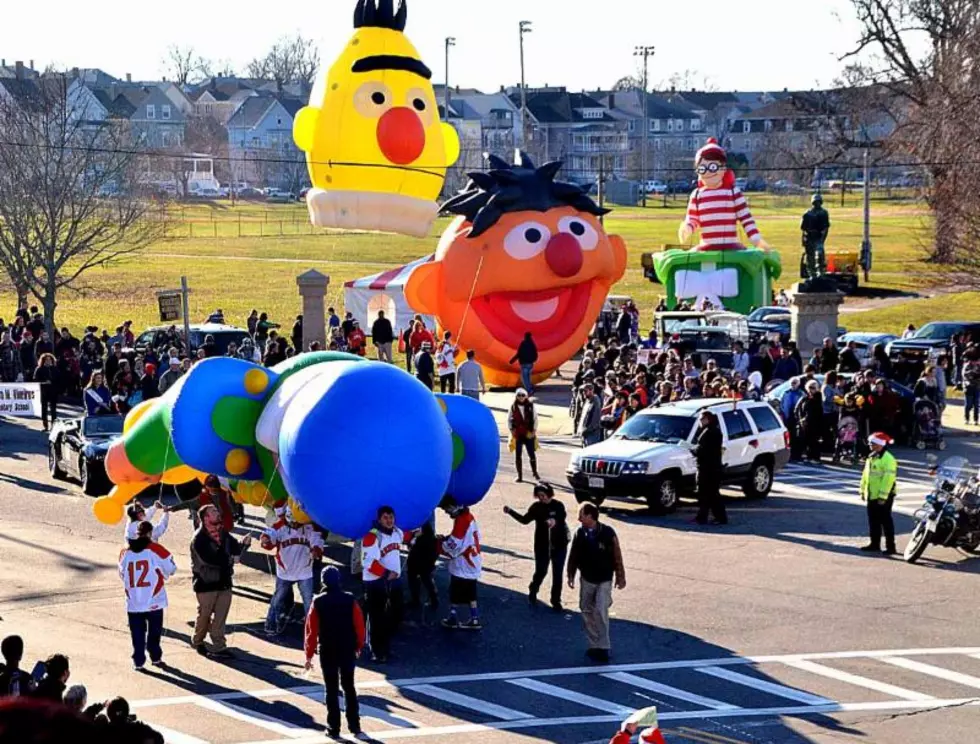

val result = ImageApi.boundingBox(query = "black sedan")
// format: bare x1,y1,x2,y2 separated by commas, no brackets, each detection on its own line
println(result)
49,415,124,495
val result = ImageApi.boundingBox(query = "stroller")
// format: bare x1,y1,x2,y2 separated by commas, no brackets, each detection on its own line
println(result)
834,413,862,464
911,398,946,450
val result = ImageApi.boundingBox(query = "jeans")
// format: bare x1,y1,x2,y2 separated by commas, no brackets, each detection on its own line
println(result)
266,576,314,633
530,546,567,606
40,393,57,429
440,374,456,393
514,435,538,480
322,661,360,734
520,364,534,393
128,609,164,667
376,342,392,363
582,430,603,447
461,390,480,401
966,386,980,423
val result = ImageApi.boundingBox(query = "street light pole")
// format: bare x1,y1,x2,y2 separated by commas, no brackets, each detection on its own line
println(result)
444,36,456,122
634,45,655,208
519,20,532,151
861,147,872,282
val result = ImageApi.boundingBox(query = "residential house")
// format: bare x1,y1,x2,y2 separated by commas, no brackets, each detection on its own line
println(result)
436,96,484,196
226,94,308,190
508,87,629,185
0,60,39,81
187,78,260,125
437,87,522,162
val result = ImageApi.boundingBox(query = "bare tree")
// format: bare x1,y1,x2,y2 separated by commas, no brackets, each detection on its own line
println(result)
0,76,167,333
612,75,643,92
654,69,717,93
843,0,980,263
246,34,320,91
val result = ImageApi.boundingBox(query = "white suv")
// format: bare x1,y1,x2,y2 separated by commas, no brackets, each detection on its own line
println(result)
566,399,790,513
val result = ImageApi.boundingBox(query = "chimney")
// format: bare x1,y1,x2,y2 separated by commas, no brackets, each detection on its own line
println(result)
29,59,34,70
72,67,79,79
126,73,132,83
1,59,5,67
499,84,505,93
609,93,616,109
670,85,676,94
15,61,24,80
455,84,459,94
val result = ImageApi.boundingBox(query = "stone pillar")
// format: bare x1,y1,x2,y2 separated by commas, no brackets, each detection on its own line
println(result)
296,269,329,352
789,282,845,358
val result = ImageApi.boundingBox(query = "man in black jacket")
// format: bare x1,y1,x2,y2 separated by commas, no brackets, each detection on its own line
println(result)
304,567,365,739
692,410,727,525
414,342,435,390
510,332,539,394
190,505,251,658
31,654,70,703
0,635,34,697
371,311,395,364
504,482,569,611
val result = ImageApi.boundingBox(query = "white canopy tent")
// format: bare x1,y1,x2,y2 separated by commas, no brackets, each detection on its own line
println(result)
343,255,435,336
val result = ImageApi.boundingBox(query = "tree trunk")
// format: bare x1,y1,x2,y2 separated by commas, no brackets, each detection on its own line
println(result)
42,282,58,338
15,282,29,310
929,167,957,264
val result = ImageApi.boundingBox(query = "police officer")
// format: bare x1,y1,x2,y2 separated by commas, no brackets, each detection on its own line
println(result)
692,410,727,525
801,193,831,280
860,432,898,555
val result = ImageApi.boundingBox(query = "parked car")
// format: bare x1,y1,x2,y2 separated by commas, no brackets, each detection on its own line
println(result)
644,180,667,194
772,180,805,194
266,189,296,203
190,186,221,199
837,332,899,368
566,399,790,513
668,179,695,194
887,322,980,382
49,415,125,495
133,323,251,356
735,178,748,191
747,306,791,342
744,178,767,192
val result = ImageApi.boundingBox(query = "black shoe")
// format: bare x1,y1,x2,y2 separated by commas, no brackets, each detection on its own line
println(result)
326,729,341,739
150,659,165,668
194,645,209,657
883,546,898,556
859,544,880,552
210,648,234,660
595,649,610,663
586,648,600,660
551,601,564,613
531,472,540,481
513,476,523,483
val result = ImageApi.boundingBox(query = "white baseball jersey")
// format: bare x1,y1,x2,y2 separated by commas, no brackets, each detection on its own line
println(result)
125,507,170,542
260,521,324,582
361,527,408,582
439,510,482,580
118,543,177,614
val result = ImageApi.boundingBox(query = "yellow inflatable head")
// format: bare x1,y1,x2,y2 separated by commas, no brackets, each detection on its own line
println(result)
294,0,460,237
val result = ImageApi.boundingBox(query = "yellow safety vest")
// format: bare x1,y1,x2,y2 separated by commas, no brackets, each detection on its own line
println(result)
860,450,897,502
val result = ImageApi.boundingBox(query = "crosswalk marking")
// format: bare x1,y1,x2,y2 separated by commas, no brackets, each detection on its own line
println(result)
193,697,319,738
152,724,209,744
882,657,980,690
602,671,740,710
781,659,934,701
696,666,833,705
506,677,634,715
403,683,532,721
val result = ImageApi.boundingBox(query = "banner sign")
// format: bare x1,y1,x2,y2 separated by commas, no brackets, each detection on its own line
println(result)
157,290,183,322
0,383,42,417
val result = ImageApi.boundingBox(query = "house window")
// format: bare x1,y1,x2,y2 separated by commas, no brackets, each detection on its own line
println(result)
691,119,703,132
146,104,156,120
162,105,171,120
205,104,213,114
666,120,673,132
161,131,170,148
674,119,685,131
785,119,794,132
688,138,695,149
764,120,773,133
628,120,635,132
650,119,660,133
742,121,750,134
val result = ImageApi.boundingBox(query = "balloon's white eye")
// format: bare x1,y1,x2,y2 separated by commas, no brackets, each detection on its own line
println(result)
504,222,551,260
558,216,599,251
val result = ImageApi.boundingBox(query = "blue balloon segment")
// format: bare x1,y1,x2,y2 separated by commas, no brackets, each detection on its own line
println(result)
278,361,453,536
436,394,500,507
171,357,275,481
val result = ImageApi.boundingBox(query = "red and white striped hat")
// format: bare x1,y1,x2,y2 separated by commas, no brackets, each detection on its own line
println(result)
695,137,727,164
640,727,666,744
868,432,894,447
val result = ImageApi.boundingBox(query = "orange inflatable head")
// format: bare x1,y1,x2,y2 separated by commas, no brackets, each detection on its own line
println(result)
405,152,627,387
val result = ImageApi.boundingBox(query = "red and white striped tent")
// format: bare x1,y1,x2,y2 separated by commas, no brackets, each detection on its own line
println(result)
343,255,435,336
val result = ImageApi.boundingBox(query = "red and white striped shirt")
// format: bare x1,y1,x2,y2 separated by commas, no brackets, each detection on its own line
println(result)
684,186,761,249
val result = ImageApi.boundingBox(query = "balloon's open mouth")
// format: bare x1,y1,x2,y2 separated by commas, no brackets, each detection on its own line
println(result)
472,281,595,351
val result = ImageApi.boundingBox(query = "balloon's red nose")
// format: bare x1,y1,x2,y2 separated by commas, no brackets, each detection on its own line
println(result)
376,108,426,165
545,232,583,278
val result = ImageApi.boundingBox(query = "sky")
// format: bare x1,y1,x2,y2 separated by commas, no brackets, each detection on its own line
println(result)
1,0,865,92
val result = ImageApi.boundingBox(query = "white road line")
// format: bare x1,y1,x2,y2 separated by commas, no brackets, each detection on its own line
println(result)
781,659,934,701
237,697,980,743
506,677,633,715
151,725,209,744
696,666,832,705
125,647,980,711
403,683,532,721
193,697,319,738
882,657,980,690
602,671,740,710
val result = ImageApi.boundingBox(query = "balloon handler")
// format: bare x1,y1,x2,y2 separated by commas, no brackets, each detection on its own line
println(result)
649,138,781,315
608,706,665,744
95,352,499,542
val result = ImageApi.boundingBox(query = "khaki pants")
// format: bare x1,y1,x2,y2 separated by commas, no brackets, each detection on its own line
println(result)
376,342,393,363
193,590,232,651
579,579,612,650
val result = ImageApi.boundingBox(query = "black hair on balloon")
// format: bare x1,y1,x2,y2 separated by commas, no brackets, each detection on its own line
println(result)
441,150,609,238
353,0,408,31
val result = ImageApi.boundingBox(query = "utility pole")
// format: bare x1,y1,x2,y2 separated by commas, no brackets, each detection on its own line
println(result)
860,148,872,282
519,20,532,150
634,45,655,208
444,37,456,122
180,276,191,350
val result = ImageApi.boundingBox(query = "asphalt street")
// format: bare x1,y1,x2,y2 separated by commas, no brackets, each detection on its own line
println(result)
2,402,980,744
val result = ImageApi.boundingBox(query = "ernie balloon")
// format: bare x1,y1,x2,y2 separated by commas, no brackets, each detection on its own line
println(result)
404,151,627,388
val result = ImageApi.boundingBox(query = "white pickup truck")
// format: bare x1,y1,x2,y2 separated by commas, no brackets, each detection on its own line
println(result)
566,399,791,513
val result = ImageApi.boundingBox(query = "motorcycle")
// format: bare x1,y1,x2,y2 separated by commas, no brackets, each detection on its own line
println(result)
904,455,980,564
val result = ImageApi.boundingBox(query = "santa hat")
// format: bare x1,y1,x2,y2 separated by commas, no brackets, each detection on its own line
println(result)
640,727,666,744
695,137,727,164
868,432,894,447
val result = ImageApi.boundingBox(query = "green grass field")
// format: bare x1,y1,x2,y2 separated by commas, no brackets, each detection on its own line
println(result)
0,195,964,337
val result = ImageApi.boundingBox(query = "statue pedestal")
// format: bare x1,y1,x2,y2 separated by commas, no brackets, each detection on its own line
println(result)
789,282,844,357
296,269,330,352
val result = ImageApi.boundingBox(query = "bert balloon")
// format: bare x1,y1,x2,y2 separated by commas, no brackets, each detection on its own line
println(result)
405,152,627,387
293,0,460,237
